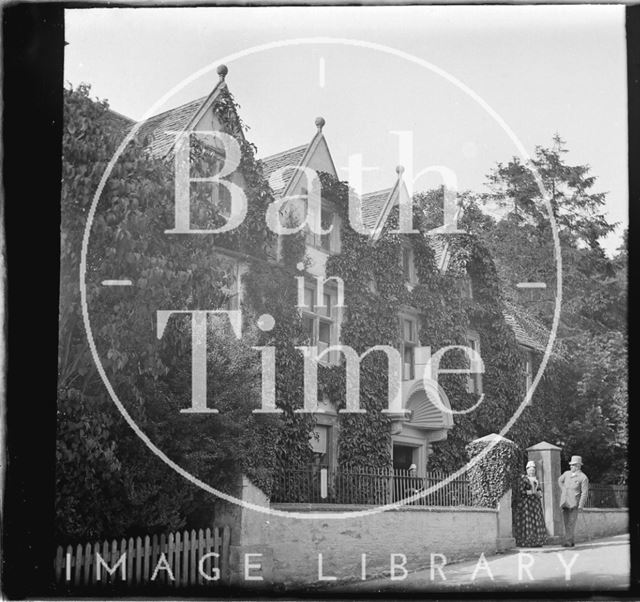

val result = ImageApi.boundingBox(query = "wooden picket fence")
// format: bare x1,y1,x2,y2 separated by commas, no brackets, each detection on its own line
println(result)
54,526,231,588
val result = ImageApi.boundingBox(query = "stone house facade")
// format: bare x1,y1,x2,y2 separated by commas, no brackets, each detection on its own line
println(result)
118,65,550,481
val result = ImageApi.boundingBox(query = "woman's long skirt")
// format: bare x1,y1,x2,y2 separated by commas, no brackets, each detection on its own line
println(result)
513,495,547,547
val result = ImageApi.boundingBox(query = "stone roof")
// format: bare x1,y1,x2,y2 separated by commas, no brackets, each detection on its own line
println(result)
502,300,553,353
258,144,308,197
423,231,553,355
358,189,452,260
136,96,208,158
360,188,393,230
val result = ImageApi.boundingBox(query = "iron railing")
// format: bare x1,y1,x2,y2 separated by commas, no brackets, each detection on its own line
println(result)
271,470,627,509
271,467,474,507
584,484,628,509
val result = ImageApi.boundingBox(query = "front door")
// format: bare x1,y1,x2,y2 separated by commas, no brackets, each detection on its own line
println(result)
393,444,415,470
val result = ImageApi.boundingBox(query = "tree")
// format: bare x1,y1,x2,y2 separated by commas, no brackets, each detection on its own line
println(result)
486,134,615,248
465,136,627,482
569,330,628,482
468,135,624,336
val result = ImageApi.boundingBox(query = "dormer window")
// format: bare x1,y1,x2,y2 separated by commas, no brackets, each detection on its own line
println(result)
189,136,232,221
319,208,334,251
456,276,473,299
304,194,338,253
400,246,417,284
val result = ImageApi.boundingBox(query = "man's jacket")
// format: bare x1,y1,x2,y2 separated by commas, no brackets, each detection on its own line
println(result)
558,469,589,509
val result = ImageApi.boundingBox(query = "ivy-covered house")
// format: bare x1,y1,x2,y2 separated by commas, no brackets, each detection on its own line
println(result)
129,65,554,492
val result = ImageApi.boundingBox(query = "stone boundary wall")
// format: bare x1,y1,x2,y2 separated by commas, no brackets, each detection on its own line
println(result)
259,504,498,585
573,508,628,542
212,467,629,587
214,477,514,586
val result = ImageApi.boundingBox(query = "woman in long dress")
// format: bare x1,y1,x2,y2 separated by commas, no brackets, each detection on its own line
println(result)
513,460,547,547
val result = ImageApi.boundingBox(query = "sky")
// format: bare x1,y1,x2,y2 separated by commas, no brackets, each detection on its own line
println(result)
65,5,628,255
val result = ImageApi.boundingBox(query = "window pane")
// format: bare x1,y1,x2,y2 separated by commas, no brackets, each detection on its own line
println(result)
466,336,482,394
313,293,333,317
316,293,331,317
402,247,415,281
302,316,315,342
304,287,315,311
311,209,332,251
321,208,332,229
525,351,534,389
403,319,414,342
318,321,331,345
403,346,414,380
403,363,414,381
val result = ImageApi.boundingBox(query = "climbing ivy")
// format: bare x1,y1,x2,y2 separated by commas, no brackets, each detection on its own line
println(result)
179,90,581,483
210,87,316,476
59,82,564,542
189,91,561,477
465,436,523,508
317,176,541,472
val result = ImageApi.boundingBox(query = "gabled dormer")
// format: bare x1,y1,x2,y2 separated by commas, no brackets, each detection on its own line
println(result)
360,166,415,242
137,65,244,160
259,117,341,275
135,65,252,309
136,65,247,223
361,168,419,287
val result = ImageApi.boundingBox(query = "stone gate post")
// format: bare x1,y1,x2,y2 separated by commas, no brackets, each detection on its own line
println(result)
527,441,562,543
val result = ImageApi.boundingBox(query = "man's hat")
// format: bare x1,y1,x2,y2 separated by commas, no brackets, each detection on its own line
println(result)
569,455,583,465
408,464,417,471
526,460,536,469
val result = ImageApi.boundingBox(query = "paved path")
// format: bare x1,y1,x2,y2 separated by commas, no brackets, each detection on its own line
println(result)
334,534,629,593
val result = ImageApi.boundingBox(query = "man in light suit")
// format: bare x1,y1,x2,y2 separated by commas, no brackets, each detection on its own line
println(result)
558,455,589,547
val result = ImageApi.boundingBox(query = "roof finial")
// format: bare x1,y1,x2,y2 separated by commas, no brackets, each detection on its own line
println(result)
396,165,405,178
217,64,228,81
315,116,326,131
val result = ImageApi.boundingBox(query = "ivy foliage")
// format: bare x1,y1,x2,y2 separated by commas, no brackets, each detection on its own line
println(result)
59,82,610,544
57,84,311,541
466,436,523,508
316,177,538,472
